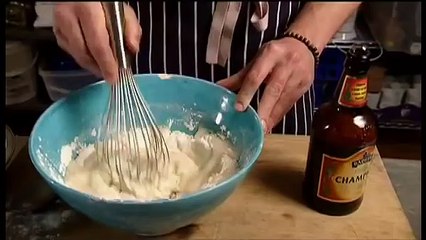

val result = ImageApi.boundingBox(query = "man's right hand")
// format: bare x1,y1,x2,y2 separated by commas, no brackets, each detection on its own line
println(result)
53,2,142,84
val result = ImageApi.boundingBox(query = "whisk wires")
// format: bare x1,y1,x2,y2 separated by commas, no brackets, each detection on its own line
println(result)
97,68,170,193
97,2,170,194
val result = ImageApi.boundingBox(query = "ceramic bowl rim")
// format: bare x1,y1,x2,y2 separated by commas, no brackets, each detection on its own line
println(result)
29,73,265,205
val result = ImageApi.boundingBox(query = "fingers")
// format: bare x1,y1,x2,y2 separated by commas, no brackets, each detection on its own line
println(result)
124,4,142,54
53,3,140,85
257,65,290,124
268,77,308,130
53,4,102,77
235,54,275,112
78,3,118,84
216,68,246,91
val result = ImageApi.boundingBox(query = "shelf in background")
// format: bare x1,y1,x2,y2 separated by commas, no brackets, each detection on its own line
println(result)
378,123,421,131
314,108,421,131
6,26,55,42
6,97,52,113
6,94,53,136
327,39,379,49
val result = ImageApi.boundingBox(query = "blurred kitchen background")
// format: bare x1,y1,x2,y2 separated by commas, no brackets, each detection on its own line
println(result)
5,2,422,239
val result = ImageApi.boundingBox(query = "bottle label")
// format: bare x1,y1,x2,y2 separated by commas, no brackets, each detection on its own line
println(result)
317,146,376,203
338,75,368,108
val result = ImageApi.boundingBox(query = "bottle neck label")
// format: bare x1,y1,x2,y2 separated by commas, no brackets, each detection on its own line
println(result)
337,75,368,108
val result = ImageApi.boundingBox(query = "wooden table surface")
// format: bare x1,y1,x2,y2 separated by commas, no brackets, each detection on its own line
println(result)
6,135,416,240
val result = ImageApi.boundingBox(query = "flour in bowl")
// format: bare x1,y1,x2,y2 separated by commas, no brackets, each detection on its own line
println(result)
63,127,238,201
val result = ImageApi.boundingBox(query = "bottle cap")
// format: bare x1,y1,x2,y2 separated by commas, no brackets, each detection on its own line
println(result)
347,44,371,62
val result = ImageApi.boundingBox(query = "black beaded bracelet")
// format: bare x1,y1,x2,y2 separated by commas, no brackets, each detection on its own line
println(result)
282,31,320,67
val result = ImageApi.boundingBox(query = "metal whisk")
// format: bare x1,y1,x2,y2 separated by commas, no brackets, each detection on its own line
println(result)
97,2,170,193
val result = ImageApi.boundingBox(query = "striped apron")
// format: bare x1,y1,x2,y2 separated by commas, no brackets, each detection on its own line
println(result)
128,1,315,135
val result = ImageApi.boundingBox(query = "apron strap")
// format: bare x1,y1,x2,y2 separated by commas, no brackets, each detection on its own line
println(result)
206,2,269,67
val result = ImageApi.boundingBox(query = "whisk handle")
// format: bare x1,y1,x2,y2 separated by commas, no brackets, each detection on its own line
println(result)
102,2,131,68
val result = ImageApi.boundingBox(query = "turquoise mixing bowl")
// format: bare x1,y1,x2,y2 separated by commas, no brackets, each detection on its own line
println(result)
29,74,264,236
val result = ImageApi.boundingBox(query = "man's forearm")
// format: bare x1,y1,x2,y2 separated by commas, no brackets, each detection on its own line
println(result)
287,2,362,53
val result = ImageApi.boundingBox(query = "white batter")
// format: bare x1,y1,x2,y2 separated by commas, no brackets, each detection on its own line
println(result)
63,128,238,201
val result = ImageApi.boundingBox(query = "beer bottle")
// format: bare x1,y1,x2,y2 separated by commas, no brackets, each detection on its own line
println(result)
303,44,378,216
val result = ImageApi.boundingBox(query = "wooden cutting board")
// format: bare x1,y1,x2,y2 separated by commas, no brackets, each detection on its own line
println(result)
6,135,416,239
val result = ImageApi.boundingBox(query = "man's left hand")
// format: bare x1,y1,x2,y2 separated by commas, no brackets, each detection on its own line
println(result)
217,37,316,133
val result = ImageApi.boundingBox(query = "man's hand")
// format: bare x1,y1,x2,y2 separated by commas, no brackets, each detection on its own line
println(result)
53,2,142,84
217,38,315,132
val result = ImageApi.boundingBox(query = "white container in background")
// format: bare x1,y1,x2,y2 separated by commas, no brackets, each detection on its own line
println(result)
405,88,421,108
379,88,405,109
413,74,421,89
367,93,381,110
39,65,101,101
34,2,55,27
405,75,421,107
333,12,357,41
6,41,34,75
382,75,395,89
5,41,38,105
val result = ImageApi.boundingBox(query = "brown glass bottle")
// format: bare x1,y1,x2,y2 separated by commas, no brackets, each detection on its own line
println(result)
303,44,378,216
